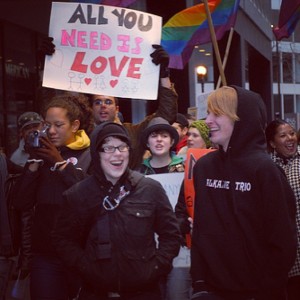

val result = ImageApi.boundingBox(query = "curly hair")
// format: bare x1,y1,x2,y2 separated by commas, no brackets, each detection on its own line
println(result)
43,93,94,136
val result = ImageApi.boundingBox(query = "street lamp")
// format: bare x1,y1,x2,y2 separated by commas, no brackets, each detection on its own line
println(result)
196,65,207,93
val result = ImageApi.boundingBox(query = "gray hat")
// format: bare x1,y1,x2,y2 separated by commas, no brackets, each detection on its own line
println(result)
142,117,179,149
17,112,43,131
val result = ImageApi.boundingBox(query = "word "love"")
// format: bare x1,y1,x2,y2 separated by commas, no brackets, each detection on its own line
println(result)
71,52,143,79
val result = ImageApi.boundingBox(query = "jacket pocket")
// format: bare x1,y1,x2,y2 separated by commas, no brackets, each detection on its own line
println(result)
124,205,153,237
121,248,162,287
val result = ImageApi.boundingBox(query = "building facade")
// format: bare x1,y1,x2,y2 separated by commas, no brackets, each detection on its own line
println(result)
0,0,294,155
271,0,300,128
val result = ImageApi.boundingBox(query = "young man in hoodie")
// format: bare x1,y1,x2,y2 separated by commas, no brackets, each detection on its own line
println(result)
191,86,297,300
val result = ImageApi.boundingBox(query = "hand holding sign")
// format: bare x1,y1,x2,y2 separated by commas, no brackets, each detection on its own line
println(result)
151,44,170,78
43,2,162,99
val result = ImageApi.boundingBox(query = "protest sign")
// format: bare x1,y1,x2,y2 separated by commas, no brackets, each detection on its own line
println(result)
184,148,216,247
43,2,162,99
146,173,184,209
146,173,189,266
184,148,215,219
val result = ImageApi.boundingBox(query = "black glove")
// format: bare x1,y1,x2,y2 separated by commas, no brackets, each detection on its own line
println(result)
150,44,170,78
40,36,55,55
37,36,55,69
24,142,40,159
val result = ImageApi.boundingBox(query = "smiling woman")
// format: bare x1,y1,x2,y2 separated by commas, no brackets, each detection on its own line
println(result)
266,119,300,300
51,121,181,299
94,122,131,185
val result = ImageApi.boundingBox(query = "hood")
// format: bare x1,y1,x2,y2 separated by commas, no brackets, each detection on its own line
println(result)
90,122,130,184
227,85,267,155
66,129,90,150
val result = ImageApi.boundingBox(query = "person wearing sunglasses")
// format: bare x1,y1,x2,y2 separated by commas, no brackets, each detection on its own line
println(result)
52,121,180,300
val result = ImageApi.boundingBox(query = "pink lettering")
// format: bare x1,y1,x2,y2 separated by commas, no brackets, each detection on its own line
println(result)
127,58,143,78
70,52,88,73
90,56,107,74
100,33,112,50
117,35,130,52
77,31,88,48
131,37,143,54
89,31,98,49
61,29,76,46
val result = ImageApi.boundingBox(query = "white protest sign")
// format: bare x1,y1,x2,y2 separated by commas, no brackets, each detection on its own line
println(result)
147,172,190,267
43,2,162,99
195,92,210,119
146,173,184,209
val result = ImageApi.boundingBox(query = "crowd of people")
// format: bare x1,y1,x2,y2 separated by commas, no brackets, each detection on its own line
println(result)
0,30,298,300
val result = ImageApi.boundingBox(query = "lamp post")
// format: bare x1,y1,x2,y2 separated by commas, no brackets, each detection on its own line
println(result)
196,65,207,93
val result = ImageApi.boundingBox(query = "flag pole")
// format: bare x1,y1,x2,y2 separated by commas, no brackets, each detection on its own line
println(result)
216,27,234,89
202,0,227,86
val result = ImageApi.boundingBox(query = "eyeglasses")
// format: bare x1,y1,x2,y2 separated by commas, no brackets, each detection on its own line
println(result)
93,99,114,106
99,145,129,153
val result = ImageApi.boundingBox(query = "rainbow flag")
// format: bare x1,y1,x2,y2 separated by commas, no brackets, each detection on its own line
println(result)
161,0,240,69
273,0,300,40
72,0,137,7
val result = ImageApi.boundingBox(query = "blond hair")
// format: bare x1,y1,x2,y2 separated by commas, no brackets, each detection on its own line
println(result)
207,86,239,122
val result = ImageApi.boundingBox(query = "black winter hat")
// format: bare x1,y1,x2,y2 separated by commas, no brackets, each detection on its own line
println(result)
175,113,189,128
142,117,179,149
93,122,131,151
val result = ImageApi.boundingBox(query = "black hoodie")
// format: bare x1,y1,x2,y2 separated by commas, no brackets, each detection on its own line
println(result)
191,86,297,298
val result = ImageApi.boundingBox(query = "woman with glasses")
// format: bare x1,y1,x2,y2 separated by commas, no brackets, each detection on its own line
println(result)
52,121,180,300
12,94,93,300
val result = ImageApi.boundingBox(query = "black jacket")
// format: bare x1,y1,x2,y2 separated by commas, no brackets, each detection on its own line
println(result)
12,146,91,255
0,155,32,276
52,124,180,294
191,86,297,298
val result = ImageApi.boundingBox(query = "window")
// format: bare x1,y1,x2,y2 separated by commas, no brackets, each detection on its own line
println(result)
284,95,294,114
282,53,293,83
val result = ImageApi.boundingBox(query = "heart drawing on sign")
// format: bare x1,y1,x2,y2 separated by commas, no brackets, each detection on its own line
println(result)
84,78,92,85
110,80,118,88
